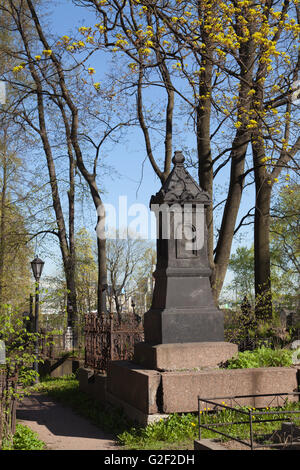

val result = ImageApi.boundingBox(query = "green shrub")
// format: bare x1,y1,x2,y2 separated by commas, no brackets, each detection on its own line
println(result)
2,423,46,450
226,347,293,369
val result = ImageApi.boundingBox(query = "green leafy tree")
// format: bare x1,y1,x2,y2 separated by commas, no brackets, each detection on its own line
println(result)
270,184,300,310
0,306,45,448
75,228,98,322
227,184,299,324
0,137,32,310
228,246,255,303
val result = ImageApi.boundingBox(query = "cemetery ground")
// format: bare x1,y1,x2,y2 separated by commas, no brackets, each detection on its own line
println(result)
10,368,300,451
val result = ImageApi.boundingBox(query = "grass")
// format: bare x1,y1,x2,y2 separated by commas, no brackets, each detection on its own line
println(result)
225,347,295,369
198,401,300,447
117,413,199,450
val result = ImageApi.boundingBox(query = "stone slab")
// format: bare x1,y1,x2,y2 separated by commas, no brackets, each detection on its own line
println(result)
161,367,300,413
106,391,169,426
194,439,226,451
107,361,161,414
39,357,83,378
104,361,299,418
134,341,238,371
77,367,94,390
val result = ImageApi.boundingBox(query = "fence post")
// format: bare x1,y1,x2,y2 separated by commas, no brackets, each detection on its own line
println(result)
110,313,114,362
49,335,54,359
0,369,18,449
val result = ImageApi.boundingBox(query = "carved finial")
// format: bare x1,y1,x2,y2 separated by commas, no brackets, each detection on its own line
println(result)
172,151,185,165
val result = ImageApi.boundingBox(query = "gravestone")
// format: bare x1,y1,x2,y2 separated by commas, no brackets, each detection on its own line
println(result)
143,151,224,344
64,326,73,350
0,340,6,365
82,154,298,423
0,81,6,105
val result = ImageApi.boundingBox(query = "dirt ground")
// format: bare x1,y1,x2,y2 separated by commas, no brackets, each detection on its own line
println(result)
16,393,120,451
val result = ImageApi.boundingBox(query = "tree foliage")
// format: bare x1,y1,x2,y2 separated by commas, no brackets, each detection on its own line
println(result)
227,184,299,312
70,0,299,305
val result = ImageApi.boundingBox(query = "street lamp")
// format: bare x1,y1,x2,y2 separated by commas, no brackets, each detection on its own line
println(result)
31,256,44,382
31,256,45,282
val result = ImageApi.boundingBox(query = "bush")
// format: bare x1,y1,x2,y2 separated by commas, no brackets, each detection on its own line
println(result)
226,347,293,369
2,423,46,450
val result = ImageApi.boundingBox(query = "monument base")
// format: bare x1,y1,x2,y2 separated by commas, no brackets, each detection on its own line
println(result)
106,360,299,424
133,341,238,371
144,308,224,344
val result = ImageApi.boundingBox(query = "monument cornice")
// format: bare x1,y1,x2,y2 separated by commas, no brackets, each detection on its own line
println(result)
150,151,211,207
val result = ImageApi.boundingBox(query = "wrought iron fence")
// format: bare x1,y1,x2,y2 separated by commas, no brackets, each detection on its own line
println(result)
237,336,274,352
0,367,18,449
39,331,65,359
84,312,144,372
198,392,300,450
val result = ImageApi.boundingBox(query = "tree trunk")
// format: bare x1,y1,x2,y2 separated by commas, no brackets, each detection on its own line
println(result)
211,130,250,300
0,144,8,306
25,0,108,318
16,10,79,339
254,175,272,320
208,34,255,302
196,28,214,272
97,223,108,315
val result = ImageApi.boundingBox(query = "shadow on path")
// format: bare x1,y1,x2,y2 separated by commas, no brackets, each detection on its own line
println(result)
17,393,119,450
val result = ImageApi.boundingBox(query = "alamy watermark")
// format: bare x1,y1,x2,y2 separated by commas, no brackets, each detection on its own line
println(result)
96,196,205,251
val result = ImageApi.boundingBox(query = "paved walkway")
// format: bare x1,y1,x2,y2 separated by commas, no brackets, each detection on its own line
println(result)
16,393,120,450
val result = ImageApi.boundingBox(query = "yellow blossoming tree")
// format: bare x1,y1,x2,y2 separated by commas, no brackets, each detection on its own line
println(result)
70,0,299,315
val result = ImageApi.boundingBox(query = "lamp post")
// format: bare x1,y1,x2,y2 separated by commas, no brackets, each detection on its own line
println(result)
31,256,44,382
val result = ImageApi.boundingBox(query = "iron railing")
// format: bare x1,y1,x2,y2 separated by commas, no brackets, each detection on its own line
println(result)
198,392,300,450
39,331,65,359
84,312,144,372
0,367,18,449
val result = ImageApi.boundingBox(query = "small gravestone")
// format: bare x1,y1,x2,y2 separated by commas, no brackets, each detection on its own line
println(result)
291,340,300,350
0,81,6,105
0,340,6,365
291,340,300,365
64,326,73,350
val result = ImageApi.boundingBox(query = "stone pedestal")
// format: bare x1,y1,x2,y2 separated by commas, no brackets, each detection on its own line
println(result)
105,361,299,424
144,308,224,344
105,341,240,424
133,341,237,371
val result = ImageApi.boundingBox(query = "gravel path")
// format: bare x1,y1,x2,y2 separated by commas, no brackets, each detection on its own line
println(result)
16,393,120,451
